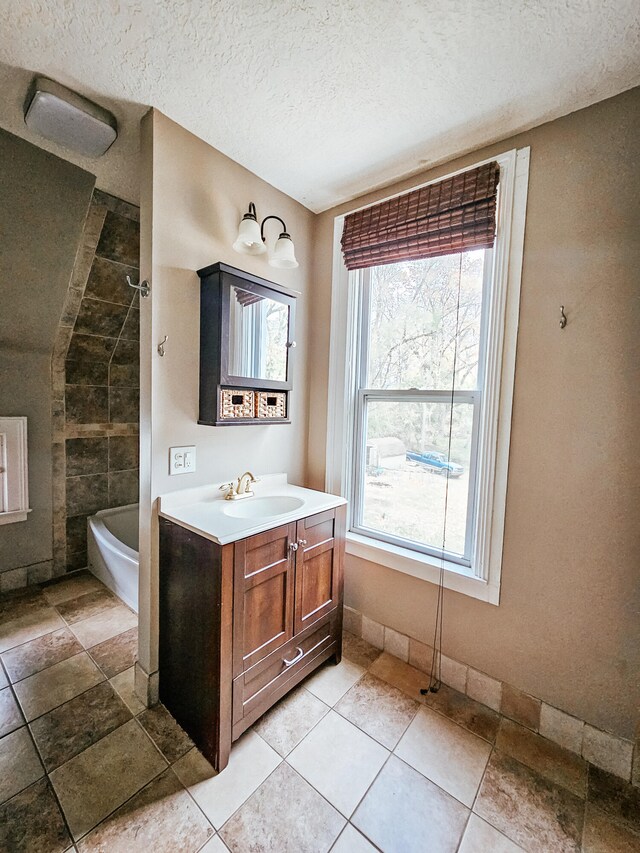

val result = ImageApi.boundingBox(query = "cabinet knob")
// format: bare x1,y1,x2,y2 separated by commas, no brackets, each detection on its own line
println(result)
289,542,299,552
298,539,307,546
283,647,304,667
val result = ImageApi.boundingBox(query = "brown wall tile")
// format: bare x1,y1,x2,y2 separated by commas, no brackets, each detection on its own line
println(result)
67,332,117,362
119,308,139,342
85,256,137,305
66,515,88,554
65,438,108,477
109,362,139,388
111,338,138,364
66,474,108,516
501,684,542,731
96,211,140,266
66,360,108,386
66,386,109,424
109,436,139,471
74,298,130,338
109,388,139,423
66,549,88,572
108,470,139,507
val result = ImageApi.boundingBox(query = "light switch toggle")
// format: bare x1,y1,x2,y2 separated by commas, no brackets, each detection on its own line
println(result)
169,446,196,475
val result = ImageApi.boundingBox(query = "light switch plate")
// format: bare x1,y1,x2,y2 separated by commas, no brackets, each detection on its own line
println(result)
169,445,196,475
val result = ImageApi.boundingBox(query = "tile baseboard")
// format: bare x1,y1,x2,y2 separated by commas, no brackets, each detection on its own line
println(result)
343,605,637,785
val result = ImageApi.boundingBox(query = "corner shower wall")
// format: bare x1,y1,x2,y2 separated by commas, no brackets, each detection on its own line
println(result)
52,190,140,575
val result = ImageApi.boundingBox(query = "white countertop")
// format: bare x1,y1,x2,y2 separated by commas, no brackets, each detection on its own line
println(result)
158,473,346,545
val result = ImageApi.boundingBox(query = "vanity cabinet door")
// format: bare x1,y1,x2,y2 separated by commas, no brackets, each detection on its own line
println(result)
293,506,346,636
233,522,297,676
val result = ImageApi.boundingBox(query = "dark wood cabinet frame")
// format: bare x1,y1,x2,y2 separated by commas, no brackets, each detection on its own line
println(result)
159,505,345,772
197,262,297,426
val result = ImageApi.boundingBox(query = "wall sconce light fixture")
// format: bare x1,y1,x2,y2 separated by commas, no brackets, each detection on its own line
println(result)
232,202,299,269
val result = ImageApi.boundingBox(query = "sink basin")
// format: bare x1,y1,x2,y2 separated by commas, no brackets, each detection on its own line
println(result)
223,495,304,519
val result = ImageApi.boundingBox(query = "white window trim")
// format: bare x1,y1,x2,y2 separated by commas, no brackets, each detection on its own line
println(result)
0,416,30,525
325,147,530,605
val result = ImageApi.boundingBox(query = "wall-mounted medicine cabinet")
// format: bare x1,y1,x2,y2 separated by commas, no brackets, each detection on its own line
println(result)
197,262,298,426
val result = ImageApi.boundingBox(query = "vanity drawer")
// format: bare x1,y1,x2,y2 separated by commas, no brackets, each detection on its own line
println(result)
232,611,338,737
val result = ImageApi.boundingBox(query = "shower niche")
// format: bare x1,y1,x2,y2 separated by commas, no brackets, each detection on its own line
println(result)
197,262,297,426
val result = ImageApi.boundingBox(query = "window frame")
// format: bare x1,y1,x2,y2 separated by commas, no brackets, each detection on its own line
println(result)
325,147,530,605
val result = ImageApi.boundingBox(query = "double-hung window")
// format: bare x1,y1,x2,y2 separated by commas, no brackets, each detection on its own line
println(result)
327,149,529,603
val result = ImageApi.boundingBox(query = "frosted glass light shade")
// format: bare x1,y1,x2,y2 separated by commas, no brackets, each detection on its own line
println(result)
269,234,298,269
233,216,266,255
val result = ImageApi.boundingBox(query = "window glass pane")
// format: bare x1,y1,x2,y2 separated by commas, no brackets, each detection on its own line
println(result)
361,400,475,558
366,251,484,391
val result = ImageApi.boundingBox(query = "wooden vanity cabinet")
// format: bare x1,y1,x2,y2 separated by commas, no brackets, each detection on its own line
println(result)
159,505,345,771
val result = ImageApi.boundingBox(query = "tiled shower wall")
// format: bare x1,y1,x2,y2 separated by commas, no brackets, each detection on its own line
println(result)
52,190,140,574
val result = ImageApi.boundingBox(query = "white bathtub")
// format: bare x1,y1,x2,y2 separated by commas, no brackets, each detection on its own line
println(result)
87,503,139,612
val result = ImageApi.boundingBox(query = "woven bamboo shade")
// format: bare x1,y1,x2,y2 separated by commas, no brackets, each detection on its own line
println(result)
341,161,499,270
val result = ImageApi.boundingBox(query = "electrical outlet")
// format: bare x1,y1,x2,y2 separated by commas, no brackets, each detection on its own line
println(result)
169,446,196,475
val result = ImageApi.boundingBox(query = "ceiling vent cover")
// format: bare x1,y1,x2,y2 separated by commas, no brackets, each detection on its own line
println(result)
24,77,117,158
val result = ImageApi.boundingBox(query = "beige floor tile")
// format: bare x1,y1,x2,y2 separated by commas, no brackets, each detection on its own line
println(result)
474,749,584,852
56,588,121,625
368,651,428,700
0,663,8,689
496,717,587,797
0,686,24,736
14,652,104,721
582,803,640,853
254,686,329,757
173,731,281,829
137,703,194,763
30,681,131,771
288,709,389,817
352,754,469,853
342,631,382,669
0,726,44,803
88,627,137,678
305,658,364,706
0,608,66,654
109,666,146,714
336,672,419,749
422,683,500,742
331,823,378,852
76,767,213,852
42,571,104,605
396,706,491,807
200,836,230,852
49,718,166,839
70,605,137,649
1,627,83,683
221,762,345,853
0,777,71,853
587,765,640,837
458,814,524,852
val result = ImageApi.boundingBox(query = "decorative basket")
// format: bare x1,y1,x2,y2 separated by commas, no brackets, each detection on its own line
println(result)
219,389,255,420
256,391,287,419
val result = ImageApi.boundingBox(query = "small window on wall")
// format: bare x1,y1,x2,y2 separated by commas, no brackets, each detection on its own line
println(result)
327,149,530,604
0,417,30,525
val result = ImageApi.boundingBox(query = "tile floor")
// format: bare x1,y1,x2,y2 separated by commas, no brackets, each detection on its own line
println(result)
0,571,638,852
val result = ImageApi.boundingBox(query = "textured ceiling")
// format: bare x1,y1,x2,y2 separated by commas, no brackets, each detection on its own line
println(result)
0,1,638,211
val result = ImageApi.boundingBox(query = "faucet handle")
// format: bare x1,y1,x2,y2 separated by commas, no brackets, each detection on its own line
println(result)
219,482,236,499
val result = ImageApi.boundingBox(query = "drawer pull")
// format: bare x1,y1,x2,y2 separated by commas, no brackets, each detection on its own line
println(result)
289,542,299,552
298,538,307,546
283,647,304,667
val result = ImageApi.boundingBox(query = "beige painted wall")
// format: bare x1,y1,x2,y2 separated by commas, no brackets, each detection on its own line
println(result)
138,110,314,677
0,129,94,577
308,88,640,739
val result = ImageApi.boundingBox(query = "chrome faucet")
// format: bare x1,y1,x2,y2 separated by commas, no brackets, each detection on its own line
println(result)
220,471,258,501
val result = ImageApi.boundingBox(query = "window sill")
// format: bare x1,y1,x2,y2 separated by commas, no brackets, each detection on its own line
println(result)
345,531,500,605
0,509,31,526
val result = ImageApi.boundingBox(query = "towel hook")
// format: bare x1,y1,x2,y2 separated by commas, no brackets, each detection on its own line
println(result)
157,335,168,357
559,305,567,329
126,275,150,298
